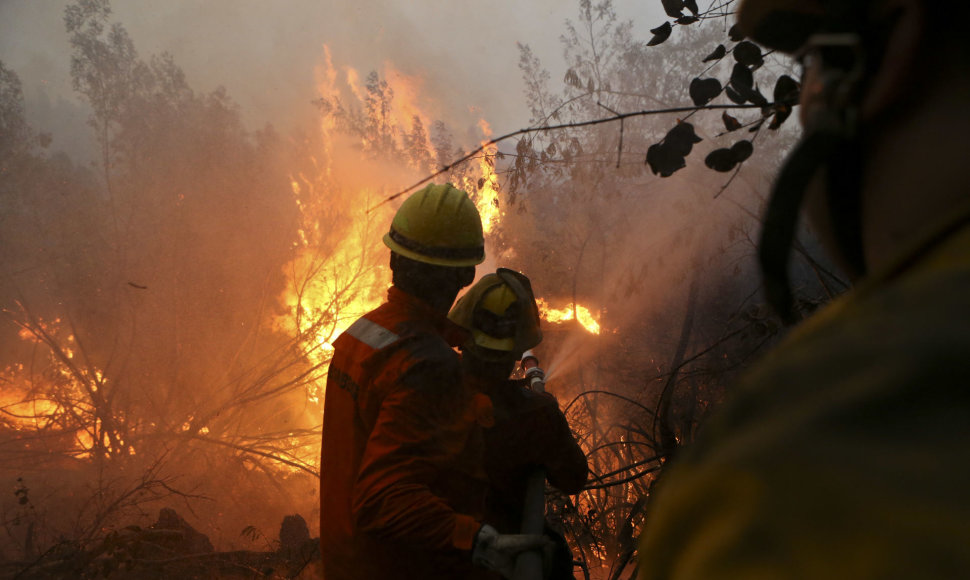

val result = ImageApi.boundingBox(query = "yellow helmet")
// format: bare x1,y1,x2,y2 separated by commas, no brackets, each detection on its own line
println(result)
449,268,542,359
383,183,485,267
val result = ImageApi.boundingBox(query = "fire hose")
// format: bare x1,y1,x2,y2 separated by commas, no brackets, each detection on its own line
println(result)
512,349,547,580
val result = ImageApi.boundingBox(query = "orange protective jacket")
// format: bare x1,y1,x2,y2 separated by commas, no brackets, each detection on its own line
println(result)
320,287,494,580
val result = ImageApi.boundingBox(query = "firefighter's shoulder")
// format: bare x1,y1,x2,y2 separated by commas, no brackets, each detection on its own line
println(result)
396,330,462,389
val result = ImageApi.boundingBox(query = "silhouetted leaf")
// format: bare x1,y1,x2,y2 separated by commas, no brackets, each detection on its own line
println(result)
729,64,768,106
728,24,745,41
731,139,753,162
647,22,673,46
722,111,742,132
733,41,764,68
725,86,746,104
705,140,753,172
689,77,722,106
705,148,736,172
666,121,703,156
684,0,699,15
769,104,792,129
647,142,685,177
661,0,685,18
729,63,754,94
749,87,769,107
702,44,727,62
646,122,702,177
773,74,800,105
676,15,699,25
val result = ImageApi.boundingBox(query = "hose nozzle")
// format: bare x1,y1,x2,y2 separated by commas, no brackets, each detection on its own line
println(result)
520,350,545,393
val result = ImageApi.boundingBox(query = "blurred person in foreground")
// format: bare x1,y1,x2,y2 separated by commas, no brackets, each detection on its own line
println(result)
319,184,547,580
638,0,970,578
450,268,589,579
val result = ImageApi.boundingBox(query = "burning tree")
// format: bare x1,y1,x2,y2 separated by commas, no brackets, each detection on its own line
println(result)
1,0,323,569
0,0,852,578
1,3,510,573
274,45,505,402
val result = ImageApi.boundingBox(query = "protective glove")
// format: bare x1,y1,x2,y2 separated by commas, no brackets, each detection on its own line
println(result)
472,523,553,579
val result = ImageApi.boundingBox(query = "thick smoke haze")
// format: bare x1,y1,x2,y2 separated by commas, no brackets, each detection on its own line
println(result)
1,0,666,155
0,1,826,577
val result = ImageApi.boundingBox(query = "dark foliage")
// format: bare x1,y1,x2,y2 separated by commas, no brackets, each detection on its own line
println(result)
646,122,702,176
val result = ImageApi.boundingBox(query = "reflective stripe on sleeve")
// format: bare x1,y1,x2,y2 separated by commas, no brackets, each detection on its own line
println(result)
345,317,400,350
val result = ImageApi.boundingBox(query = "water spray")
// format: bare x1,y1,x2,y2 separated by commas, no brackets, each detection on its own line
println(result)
513,349,546,580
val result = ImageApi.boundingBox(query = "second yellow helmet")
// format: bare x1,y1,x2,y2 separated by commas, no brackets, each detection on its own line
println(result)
449,268,543,358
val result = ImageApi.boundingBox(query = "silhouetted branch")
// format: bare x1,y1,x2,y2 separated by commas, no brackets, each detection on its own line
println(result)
373,103,764,210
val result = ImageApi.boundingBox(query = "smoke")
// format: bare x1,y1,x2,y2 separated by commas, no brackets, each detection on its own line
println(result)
0,1,666,152
511,160,777,388
0,0,820,574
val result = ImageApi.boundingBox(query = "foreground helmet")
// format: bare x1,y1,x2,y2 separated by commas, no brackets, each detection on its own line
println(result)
737,0,827,53
449,268,542,360
737,0,877,53
383,183,485,267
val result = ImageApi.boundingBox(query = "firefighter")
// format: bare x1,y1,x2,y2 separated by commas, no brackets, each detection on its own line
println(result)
639,0,970,578
450,269,589,579
319,184,547,580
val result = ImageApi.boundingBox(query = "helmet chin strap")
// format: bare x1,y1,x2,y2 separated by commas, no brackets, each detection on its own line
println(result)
759,109,867,324
760,30,870,324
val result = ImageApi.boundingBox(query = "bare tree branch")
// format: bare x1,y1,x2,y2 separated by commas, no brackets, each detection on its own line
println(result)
373,103,764,210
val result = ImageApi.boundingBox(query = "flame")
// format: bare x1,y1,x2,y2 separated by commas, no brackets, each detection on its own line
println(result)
276,49,453,406
277,48,505,410
0,388,60,432
466,119,501,234
1,314,114,459
275,185,392,405
536,297,602,335
384,63,434,147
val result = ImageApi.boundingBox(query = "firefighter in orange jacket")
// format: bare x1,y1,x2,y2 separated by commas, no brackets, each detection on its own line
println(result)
320,184,548,580
450,269,590,579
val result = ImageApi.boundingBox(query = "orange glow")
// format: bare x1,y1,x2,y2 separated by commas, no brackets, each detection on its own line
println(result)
536,297,602,335
1,343,108,459
384,63,435,153
466,119,501,234
275,186,392,405
277,49,436,406
0,389,60,431
278,49,507,412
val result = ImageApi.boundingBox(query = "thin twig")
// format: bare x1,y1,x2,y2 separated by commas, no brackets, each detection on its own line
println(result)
372,103,764,211
596,101,624,168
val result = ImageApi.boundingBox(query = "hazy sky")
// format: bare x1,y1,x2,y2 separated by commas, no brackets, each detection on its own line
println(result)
0,0,666,147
